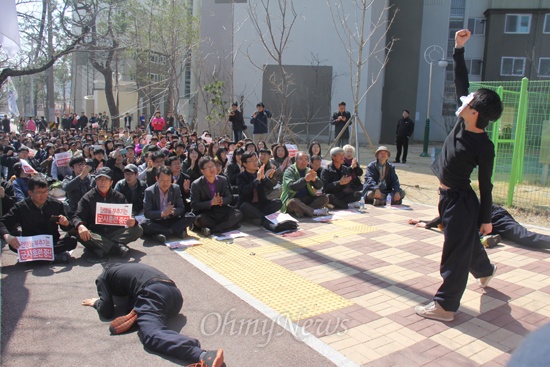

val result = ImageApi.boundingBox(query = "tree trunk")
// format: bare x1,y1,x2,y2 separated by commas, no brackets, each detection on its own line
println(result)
46,0,55,122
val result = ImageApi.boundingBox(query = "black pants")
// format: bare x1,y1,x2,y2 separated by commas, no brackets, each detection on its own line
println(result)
492,208,550,249
195,206,243,234
434,188,494,312
233,129,244,142
395,136,409,162
327,192,362,209
135,282,204,363
239,200,282,225
142,214,195,237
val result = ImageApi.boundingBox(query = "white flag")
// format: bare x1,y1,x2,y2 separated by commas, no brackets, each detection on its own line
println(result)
0,0,21,57
7,77,19,117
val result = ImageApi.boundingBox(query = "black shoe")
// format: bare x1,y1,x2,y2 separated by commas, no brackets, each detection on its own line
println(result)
117,244,130,258
53,251,71,263
402,160,407,163
152,234,167,244
179,229,188,239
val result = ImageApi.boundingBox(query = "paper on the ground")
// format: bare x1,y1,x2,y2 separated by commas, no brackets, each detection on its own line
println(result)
388,205,413,211
312,209,360,222
212,230,249,241
265,211,298,224
165,238,201,249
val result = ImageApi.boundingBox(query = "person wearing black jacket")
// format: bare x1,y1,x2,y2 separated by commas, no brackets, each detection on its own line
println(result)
81,263,224,367
114,164,147,216
321,147,363,209
0,176,77,263
331,102,351,147
62,156,94,219
236,151,281,226
415,29,503,322
228,102,245,142
72,167,143,263
394,110,414,163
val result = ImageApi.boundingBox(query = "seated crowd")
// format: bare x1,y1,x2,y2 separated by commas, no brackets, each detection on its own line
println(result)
0,123,406,264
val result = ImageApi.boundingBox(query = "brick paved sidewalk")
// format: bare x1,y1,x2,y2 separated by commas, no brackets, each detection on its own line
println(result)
179,203,550,367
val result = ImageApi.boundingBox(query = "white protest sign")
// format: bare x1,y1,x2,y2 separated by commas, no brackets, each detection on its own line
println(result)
285,144,298,158
28,148,38,158
20,159,37,174
265,211,298,225
95,203,133,226
92,122,99,129
54,151,72,167
17,235,54,262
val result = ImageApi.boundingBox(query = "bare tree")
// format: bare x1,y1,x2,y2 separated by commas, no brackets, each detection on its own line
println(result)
248,0,298,144
327,0,398,155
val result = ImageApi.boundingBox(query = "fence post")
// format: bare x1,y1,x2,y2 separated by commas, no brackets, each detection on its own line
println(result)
491,86,504,183
506,77,529,206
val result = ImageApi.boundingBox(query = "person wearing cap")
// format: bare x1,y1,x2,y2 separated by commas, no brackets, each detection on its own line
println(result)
414,30,503,322
0,175,77,263
363,146,405,206
114,164,147,216
321,147,363,209
62,156,94,219
142,166,195,243
72,167,143,263
250,102,272,144
81,263,225,367
394,109,414,164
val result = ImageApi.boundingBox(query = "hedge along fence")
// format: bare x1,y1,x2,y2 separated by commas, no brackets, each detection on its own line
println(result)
469,78,550,212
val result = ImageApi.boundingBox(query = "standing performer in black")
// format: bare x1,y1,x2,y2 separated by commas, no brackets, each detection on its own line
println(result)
415,29,503,322
394,109,414,163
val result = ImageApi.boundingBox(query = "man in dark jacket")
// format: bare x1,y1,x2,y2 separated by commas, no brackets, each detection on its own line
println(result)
250,102,272,143
141,166,195,243
236,151,281,226
394,109,414,163
81,263,224,367
321,147,363,209
331,102,351,147
114,164,147,216
72,167,143,263
363,146,406,206
228,102,245,142
0,176,77,263
62,156,94,219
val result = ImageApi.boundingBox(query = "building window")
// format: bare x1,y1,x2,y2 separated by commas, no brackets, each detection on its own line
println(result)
505,14,531,34
539,58,550,77
149,73,161,82
160,56,166,65
466,59,482,76
544,14,550,33
468,18,485,35
501,57,525,76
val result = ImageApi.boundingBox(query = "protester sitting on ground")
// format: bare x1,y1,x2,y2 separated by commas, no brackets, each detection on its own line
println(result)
308,141,322,158
190,156,243,237
106,148,125,188
141,166,195,244
91,147,107,172
280,151,329,217
165,156,191,209
11,163,31,202
408,204,550,249
363,146,405,206
0,176,77,263
182,147,202,183
342,144,364,191
139,150,165,187
0,178,16,217
225,147,244,190
62,156,94,219
72,167,143,263
321,147,363,209
114,164,147,216
236,151,282,227
309,155,323,178
81,263,225,367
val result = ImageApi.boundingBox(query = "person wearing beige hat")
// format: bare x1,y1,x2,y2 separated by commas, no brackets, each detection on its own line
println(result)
363,146,405,206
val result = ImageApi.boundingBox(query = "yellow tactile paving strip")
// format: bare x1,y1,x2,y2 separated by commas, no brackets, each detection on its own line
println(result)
185,235,355,321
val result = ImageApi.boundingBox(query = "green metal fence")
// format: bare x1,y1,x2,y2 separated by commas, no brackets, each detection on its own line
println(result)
470,79,550,213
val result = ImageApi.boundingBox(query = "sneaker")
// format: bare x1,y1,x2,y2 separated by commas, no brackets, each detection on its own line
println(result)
373,198,384,207
179,229,188,239
477,264,498,288
313,207,329,216
86,255,109,264
201,227,211,237
152,234,167,244
109,309,138,335
415,301,454,322
348,201,360,209
482,234,501,248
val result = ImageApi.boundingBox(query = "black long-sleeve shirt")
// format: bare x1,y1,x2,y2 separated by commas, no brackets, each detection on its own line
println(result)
93,263,172,318
431,47,494,223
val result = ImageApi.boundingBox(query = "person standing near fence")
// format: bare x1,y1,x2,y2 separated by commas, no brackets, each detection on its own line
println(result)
394,109,414,163
415,29,503,322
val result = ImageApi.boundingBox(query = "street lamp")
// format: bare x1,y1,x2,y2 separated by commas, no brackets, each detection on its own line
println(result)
420,45,448,157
